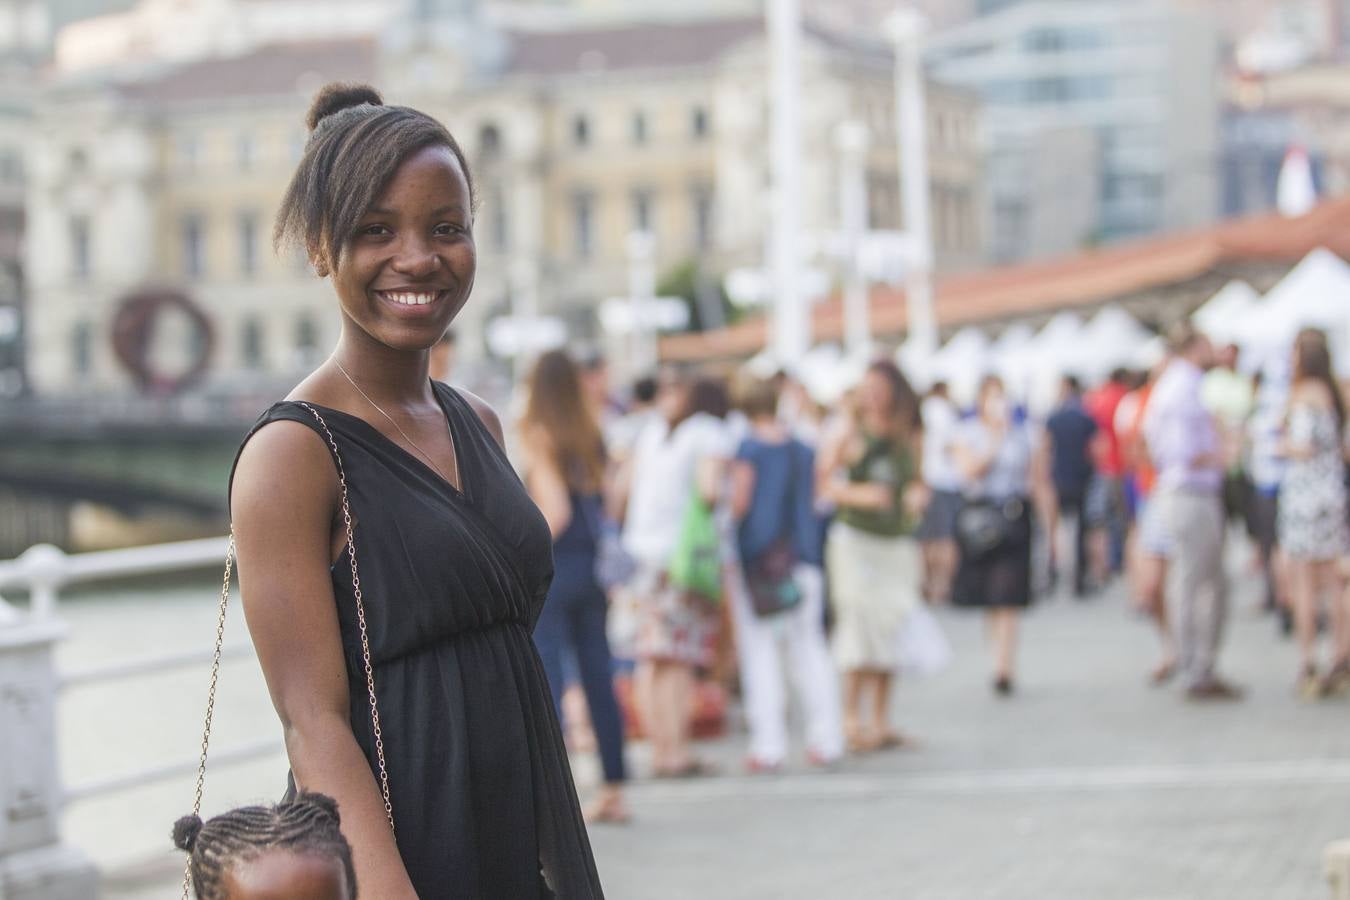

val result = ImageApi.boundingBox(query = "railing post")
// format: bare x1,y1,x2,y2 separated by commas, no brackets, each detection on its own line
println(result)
18,545,69,621
0,608,99,899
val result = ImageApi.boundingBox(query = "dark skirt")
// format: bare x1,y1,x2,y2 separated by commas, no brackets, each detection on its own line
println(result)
952,499,1033,609
916,489,962,541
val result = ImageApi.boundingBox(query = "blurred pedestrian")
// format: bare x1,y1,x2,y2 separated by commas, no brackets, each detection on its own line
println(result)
1119,363,1177,683
817,360,927,751
917,381,962,604
1247,367,1290,623
1046,375,1099,597
428,328,456,383
1277,329,1350,697
520,350,630,822
1085,368,1132,574
619,368,732,776
952,376,1056,696
1143,322,1242,701
1202,343,1255,535
728,375,843,771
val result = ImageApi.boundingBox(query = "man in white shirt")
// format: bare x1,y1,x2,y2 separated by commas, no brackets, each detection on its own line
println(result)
1143,322,1242,701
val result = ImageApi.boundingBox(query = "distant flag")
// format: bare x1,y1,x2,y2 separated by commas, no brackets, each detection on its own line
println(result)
1277,144,1316,218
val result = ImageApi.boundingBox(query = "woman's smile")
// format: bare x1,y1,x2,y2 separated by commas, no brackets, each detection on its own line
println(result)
373,288,453,316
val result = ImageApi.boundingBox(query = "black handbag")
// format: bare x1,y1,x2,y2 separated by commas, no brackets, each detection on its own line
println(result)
955,496,1030,561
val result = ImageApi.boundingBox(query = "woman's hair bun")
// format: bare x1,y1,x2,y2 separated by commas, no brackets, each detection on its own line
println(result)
172,814,204,852
306,82,383,131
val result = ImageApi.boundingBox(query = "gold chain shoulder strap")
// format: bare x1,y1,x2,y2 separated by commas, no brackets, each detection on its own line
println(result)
183,403,393,899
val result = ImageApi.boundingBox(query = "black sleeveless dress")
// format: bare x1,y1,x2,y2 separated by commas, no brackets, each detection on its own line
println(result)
232,382,603,899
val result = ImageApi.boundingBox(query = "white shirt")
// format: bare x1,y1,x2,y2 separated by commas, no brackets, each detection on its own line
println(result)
921,395,962,493
623,413,733,567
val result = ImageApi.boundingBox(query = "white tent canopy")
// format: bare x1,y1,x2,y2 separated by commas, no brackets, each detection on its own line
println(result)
1193,280,1259,343
1064,305,1154,381
1233,248,1350,374
929,327,990,405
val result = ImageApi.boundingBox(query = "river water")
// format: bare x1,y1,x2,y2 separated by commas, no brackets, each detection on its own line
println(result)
53,573,286,878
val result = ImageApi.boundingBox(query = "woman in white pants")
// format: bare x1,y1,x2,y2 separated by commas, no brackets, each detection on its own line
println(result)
728,376,844,771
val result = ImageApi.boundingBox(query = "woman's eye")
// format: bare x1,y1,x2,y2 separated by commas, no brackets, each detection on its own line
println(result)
435,223,466,237
361,224,390,236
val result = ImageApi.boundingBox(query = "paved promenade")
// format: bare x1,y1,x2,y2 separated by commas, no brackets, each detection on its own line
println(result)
96,562,1350,899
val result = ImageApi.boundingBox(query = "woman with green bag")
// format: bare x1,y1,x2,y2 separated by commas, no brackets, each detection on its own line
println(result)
617,372,732,777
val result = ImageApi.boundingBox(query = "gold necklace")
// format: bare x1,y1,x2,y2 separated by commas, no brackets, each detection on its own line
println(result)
333,359,461,491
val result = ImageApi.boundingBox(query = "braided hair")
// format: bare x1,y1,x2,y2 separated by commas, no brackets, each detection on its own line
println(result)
173,792,356,899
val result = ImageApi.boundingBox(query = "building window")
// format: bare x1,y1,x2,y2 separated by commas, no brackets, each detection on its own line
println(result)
237,132,255,171
691,106,709,139
241,317,264,367
490,181,509,253
295,313,319,360
632,111,647,145
478,123,503,159
71,321,92,376
176,134,199,172
572,191,595,260
691,185,713,250
70,215,91,282
183,215,205,279
238,212,258,277
572,114,590,147
631,188,653,234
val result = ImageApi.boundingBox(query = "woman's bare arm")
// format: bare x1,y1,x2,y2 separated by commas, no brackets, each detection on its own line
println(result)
232,422,417,899
815,422,893,512
729,459,756,522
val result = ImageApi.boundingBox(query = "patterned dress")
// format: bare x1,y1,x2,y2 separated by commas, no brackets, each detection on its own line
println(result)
1278,404,1350,561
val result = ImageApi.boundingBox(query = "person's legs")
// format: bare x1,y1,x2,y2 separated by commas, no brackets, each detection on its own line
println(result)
634,660,667,770
841,669,866,749
574,587,627,785
1169,492,1230,691
990,608,1018,682
1289,558,1319,673
869,670,895,738
785,565,844,762
663,661,697,769
1071,492,1091,595
729,569,788,766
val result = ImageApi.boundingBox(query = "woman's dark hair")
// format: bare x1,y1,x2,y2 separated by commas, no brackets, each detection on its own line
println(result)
1293,328,1346,432
688,376,731,420
866,360,921,438
173,793,356,900
522,350,606,493
274,82,476,274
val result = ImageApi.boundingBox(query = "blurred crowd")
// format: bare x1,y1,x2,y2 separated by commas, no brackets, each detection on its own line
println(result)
512,318,1350,821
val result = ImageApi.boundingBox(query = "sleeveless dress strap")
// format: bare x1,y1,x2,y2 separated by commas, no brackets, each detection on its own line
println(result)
227,402,345,516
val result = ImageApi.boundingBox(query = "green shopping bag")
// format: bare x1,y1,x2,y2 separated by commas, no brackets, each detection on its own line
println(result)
668,492,722,605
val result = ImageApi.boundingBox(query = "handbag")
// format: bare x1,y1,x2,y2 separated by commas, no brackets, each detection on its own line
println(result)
954,495,1029,562
577,493,637,590
181,403,393,898
743,443,805,617
668,491,722,605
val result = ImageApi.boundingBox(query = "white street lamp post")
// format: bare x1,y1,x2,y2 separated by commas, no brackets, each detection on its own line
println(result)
767,0,809,366
835,119,871,358
625,230,658,376
887,6,937,357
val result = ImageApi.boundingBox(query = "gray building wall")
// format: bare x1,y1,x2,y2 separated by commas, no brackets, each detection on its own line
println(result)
927,0,1221,262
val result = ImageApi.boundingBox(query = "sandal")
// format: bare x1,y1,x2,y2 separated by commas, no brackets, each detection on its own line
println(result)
873,730,917,751
583,795,631,825
1150,659,1177,687
653,758,717,779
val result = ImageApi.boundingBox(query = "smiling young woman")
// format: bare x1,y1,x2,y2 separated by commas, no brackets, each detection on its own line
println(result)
227,83,604,898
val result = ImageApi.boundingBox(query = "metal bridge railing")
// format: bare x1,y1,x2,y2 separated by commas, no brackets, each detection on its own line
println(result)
0,538,277,894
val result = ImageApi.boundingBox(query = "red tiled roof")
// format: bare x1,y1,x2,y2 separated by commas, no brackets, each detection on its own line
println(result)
660,194,1350,362
117,38,376,105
